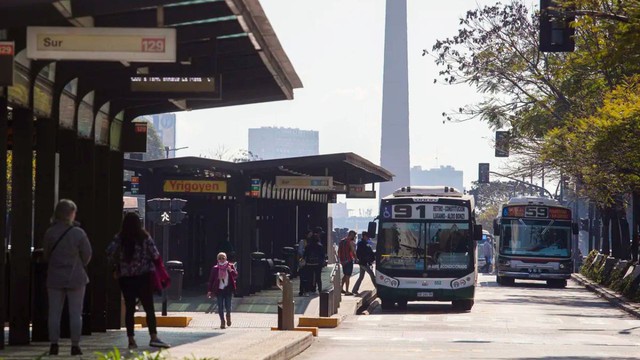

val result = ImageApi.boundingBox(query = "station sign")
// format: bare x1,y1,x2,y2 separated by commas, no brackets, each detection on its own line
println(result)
26,26,176,62
163,180,227,194
502,205,571,220
275,176,333,190
346,184,376,199
0,41,14,86
250,178,261,197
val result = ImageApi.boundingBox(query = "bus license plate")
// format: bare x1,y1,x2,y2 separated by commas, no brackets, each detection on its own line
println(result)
529,273,541,278
417,292,433,298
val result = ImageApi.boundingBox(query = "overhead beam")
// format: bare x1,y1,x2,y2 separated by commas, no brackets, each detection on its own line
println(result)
94,2,233,28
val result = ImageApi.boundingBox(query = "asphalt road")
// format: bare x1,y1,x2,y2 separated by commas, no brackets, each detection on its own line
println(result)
295,273,640,360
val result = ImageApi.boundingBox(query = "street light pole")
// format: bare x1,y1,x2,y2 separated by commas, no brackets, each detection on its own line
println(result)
164,146,189,159
489,171,554,199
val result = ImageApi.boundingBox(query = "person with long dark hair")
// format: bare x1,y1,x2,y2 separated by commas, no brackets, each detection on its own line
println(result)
43,199,92,356
107,212,170,350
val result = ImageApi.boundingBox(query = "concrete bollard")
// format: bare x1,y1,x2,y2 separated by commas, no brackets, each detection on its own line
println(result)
277,273,294,330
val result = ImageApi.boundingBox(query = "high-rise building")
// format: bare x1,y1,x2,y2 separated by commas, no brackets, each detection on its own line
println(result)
379,0,410,198
248,127,319,160
410,165,464,192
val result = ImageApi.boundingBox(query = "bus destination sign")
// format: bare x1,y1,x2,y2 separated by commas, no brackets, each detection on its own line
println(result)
130,76,217,94
503,206,571,220
384,204,469,220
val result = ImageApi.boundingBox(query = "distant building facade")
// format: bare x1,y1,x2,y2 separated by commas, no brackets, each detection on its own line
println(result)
150,113,177,158
248,127,319,159
410,165,464,191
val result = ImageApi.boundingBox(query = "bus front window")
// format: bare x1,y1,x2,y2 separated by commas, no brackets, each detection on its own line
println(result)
378,222,471,271
500,219,571,257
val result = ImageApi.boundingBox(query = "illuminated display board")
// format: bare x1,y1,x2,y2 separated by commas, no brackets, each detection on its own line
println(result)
130,75,218,96
382,204,469,220
502,205,571,220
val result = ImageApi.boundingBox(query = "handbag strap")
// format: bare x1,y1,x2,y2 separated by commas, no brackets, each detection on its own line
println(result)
50,226,74,256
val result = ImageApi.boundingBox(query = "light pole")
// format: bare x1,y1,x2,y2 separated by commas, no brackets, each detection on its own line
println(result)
164,146,188,159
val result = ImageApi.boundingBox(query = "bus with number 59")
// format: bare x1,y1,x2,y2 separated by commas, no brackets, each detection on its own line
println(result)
367,186,483,311
493,197,578,288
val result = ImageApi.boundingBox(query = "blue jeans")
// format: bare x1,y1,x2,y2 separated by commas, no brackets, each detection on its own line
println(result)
217,292,232,321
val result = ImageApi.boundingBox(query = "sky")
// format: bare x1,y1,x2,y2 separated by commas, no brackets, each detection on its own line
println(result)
175,0,511,212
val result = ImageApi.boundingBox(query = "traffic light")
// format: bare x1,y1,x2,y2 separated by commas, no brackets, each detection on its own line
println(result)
539,0,575,52
495,131,510,157
478,163,490,184
170,198,187,225
147,198,172,211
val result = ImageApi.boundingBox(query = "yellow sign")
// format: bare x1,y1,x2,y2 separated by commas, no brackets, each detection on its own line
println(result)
163,180,227,194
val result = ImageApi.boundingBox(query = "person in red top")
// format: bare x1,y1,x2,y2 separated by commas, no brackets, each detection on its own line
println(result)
338,230,358,295
207,252,238,329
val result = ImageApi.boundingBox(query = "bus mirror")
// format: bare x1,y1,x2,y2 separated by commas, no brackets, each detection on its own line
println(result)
368,221,377,238
473,225,483,241
493,219,500,236
572,223,579,235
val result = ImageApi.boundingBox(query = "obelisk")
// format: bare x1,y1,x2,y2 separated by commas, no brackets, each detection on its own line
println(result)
380,0,410,198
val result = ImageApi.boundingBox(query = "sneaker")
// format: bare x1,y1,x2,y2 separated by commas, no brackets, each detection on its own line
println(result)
128,342,138,350
149,339,171,348
49,343,59,356
340,289,346,294
226,313,232,327
220,319,226,329
345,292,354,296
71,346,83,356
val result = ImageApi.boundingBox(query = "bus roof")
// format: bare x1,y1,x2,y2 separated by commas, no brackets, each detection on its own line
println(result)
388,185,464,198
505,197,561,206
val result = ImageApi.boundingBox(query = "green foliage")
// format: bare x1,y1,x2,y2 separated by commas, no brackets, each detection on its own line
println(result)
93,348,216,360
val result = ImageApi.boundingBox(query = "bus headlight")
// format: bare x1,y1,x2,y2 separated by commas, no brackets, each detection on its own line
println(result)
450,274,474,289
376,271,400,288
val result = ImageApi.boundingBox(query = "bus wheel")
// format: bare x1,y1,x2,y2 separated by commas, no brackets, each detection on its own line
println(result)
380,298,394,310
547,279,567,288
452,299,474,311
397,299,408,310
498,276,514,286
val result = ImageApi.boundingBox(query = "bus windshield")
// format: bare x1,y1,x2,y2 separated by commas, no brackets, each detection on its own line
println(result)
500,219,571,257
378,221,471,271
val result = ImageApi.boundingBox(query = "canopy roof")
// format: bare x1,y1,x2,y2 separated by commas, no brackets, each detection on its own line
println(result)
2,0,302,117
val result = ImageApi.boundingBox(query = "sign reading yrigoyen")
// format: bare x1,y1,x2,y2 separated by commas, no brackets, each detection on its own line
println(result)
26,26,176,62
163,180,227,194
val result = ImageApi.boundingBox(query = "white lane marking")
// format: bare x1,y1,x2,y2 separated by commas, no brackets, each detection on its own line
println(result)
403,315,430,322
578,318,607,325
357,315,383,322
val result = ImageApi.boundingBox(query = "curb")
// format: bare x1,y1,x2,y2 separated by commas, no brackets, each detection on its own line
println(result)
263,332,314,360
571,274,640,319
360,298,380,315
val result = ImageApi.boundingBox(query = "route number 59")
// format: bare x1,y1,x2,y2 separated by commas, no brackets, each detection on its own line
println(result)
525,207,548,218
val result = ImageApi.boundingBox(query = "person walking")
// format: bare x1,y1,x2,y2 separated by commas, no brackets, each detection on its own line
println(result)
352,231,376,295
107,212,170,350
303,235,325,294
338,230,358,295
297,230,312,296
207,252,238,329
483,239,494,273
43,199,92,356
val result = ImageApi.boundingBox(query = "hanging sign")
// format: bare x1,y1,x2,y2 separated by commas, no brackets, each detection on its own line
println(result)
0,41,14,86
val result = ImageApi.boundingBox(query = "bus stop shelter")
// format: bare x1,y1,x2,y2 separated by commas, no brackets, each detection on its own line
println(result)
124,153,393,296
0,0,302,346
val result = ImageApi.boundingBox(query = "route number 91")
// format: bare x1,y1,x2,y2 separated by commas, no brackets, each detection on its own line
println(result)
525,206,548,218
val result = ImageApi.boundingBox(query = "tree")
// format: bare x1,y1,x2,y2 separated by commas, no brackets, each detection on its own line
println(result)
232,149,261,163
468,180,540,232
144,122,165,160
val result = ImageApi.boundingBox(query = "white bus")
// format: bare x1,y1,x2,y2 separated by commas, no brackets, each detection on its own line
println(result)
493,197,578,288
368,186,483,311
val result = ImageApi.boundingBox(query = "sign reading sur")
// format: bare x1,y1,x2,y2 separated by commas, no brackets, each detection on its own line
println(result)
163,180,227,194
26,26,176,62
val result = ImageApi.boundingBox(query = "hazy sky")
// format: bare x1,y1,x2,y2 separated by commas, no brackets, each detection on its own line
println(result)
175,0,511,210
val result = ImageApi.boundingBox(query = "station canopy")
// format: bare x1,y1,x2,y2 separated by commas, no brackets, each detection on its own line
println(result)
1,0,303,116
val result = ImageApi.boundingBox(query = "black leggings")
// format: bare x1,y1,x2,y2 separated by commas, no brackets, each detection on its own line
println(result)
120,272,157,337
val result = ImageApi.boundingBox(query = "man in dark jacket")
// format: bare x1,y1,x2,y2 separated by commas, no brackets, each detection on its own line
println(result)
304,235,325,294
352,231,376,295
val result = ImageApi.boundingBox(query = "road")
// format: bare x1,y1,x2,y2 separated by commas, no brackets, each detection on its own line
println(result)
295,274,640,359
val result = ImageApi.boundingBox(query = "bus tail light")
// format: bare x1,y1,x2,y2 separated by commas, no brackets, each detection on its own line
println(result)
376,271,399,288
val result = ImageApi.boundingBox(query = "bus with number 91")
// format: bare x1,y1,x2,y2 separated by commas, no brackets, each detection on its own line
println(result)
493,197,578,288
367,186,483,311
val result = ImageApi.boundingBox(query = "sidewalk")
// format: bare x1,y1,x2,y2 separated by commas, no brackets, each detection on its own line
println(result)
0,264,377,359
572,273,640,319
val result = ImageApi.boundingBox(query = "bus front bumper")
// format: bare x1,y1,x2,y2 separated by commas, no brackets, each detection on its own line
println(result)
376,285,475,302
